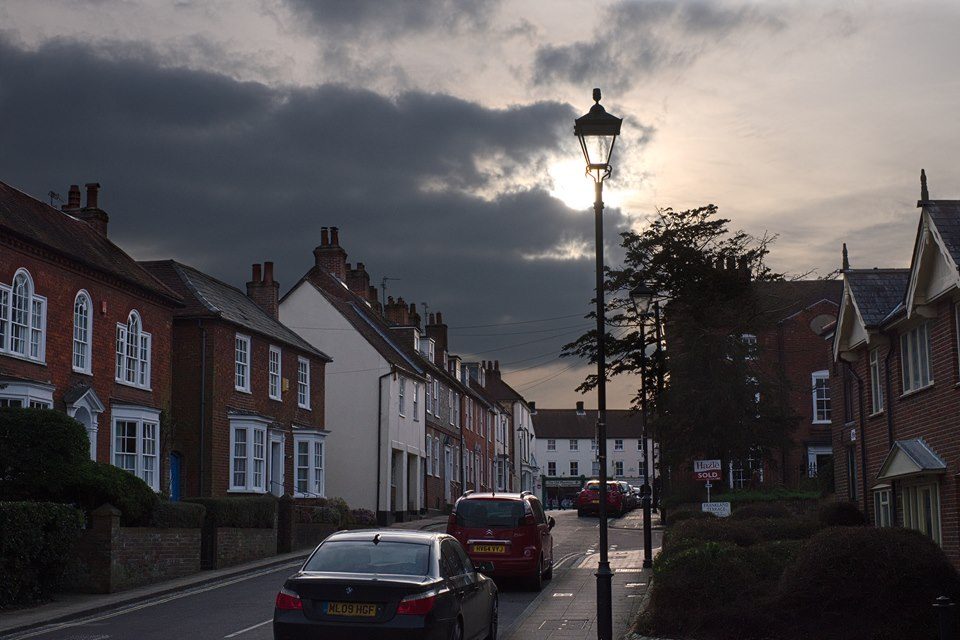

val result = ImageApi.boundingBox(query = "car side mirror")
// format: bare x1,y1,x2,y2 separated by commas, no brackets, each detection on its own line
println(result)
548,516,556,530
473,561,495,574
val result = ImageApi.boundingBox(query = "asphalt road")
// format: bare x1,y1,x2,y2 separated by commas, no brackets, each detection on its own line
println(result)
5,508,656,640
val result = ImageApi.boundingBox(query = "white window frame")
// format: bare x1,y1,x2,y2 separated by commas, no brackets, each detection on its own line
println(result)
614,439,624,451
268,346,282,401
433,378,440,415
235,334,251,393
547,461,556,476
570,460,579,476
874,488,892,527
228,416,268,493
111,405,160,492
426,376,432,415
413,383,419,421
869,348,883,414
613,460,623,476
298,357,311,409
812,370,831,424
448,389,454,425
115,311,151,389
0,380,54,410
901,322,933,393
547,439,556,451
72,290,93,374
294,433,326,498
900,480,941,545
399,377,406,416
2,269,47,363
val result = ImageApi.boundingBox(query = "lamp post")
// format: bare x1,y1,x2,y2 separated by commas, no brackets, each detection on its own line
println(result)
575,87,622,640
630,283,656,569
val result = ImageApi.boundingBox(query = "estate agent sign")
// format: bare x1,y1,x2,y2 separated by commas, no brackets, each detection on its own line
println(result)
693,459,722,481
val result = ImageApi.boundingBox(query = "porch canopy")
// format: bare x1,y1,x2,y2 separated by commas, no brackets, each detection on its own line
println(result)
876,438,946,482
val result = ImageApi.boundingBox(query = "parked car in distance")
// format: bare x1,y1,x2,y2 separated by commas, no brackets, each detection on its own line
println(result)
576,480,626,517
620,482,637,510
446,491,555,591
273,529,498,640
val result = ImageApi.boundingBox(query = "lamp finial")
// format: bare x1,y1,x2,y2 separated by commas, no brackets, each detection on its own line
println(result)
842,243,849,271
593,88,601,103
920,169,929,203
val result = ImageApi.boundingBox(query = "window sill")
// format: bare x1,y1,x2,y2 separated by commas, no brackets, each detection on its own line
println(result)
899,383,935,400
868,410,885,418
72,367,93,376
811,420,831,426
235,387,252,395
1,351,46,366
115,379,152,392
298,404,311,411
269,395,282,402
228,488,267,494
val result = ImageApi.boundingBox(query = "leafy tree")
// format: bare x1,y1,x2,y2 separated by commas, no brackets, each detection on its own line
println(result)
562,205,799,473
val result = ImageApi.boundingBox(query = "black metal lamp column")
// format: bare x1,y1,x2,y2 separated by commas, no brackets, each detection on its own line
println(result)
575,88,622,640
630,283,655,569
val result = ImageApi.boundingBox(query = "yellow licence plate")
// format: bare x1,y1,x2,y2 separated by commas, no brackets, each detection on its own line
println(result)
326,602,377,617
472,544,507,554
592,500,600,504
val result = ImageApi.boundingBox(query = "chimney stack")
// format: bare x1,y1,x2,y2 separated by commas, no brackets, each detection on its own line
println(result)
425,312,448,366
314,226,348,281
408,303,421,329
247,261,280,320
69,182,109,236
576,401,585,415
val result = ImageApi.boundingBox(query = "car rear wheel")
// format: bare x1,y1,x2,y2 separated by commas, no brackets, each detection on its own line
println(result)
577,508,585,517
528,557,544,591
485,596,499,640
543,559,553,580
451,618,464,640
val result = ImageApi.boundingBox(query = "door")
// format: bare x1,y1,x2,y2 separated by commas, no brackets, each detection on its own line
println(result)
169,452,181,502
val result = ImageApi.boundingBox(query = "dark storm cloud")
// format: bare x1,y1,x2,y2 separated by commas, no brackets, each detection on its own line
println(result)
282,0,499,39
0,35,634,368
532,0,783,91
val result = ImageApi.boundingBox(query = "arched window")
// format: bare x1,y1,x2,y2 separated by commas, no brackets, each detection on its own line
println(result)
115,311,151,388
73,291,92,373
0,269,46,361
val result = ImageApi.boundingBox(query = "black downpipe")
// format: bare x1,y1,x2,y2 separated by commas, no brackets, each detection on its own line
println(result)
844,361,869,510
376,369,393,525
198,319,206,497
883,336,897,525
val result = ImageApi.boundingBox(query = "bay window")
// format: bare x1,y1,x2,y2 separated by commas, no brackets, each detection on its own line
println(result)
900,481,941,544
294,434,325,497
229,417,268,493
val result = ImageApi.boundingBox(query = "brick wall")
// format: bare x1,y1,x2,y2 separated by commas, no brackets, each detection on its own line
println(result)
0,241,176,489
210,527,277,569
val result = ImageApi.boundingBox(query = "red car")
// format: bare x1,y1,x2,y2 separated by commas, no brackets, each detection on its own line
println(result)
446,491,555,590
576,480,626,517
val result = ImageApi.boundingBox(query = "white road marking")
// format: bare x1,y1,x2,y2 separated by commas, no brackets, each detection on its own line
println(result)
8,561,303,640
224,619,272,638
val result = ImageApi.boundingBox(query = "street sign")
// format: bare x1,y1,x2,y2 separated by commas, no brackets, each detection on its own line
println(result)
702,502,731,518
693,459,722,482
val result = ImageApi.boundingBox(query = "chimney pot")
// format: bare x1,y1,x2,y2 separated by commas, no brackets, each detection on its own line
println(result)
331,227,340,246
264,261,274,283
437,312,443,324
494,360,499,370
252,263,262,282
429,313,436,325
84,182,100,209
62,184,81,210
320,227,329,246
576,401,584,413
357,262,365,271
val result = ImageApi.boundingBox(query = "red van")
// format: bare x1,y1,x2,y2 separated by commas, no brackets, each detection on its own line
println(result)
576,480,626,517
446,491,555,590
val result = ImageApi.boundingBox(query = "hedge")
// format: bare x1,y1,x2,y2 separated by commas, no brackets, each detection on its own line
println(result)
68,461,159,526
350,508,376,526
818,501,866,527
0,502,85,607
0,408,89,500
147,501,206,529
779,527,960,640
666,509,715,524
730,502,793,520
185,496,277,528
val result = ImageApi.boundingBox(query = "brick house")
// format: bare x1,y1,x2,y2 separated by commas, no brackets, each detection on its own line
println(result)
482,360,539,493
279,228,427,523
141,260,330,500
0,181,181,492
831,179,960,563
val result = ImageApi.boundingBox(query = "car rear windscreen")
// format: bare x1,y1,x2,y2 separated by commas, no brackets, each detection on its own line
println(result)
583,481,619,491
303,541,430,575
455,500,525,528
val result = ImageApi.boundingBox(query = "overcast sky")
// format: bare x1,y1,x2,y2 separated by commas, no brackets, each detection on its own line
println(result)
2,0,959,410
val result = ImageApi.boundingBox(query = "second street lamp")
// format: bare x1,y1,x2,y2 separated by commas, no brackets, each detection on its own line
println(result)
574,87,622,640
630,283,656,569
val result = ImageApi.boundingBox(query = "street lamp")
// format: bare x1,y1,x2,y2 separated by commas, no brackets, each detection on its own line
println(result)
630,283,656,569
575,87,622,640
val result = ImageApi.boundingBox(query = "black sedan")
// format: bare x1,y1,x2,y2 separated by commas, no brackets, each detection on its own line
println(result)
274,529,499,640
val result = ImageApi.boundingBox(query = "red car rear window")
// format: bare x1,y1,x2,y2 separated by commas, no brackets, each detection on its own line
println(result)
455,500,524,528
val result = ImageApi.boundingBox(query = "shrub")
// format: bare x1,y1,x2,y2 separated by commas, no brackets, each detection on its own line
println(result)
325,497,351,525
730,502,792,520
778,527,960,640
0,408,89,500
350,508,377,526
818,501,865,526
645,542,780,639
667,509,715,524
185,496,277,528
147,501,206,529
0,502,85,607
297,506,341,525
664,517,761,557
68,461,159,526
747,516,821,542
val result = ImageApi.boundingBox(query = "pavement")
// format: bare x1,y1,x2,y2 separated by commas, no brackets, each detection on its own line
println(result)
502,509,662,640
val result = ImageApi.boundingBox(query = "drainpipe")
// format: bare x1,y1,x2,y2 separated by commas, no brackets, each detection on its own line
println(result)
376,368,393,524
883,334,897,525
198,319,207,496
844,360,869,510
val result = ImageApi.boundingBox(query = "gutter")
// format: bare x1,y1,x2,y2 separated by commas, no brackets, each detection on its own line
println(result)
376,368,394,524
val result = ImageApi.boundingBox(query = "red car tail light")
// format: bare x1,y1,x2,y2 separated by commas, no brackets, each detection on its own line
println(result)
397,588,441,615
275,587,303,610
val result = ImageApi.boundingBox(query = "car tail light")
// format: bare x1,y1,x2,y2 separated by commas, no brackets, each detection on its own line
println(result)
275,587,303,610
397,589,440,615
